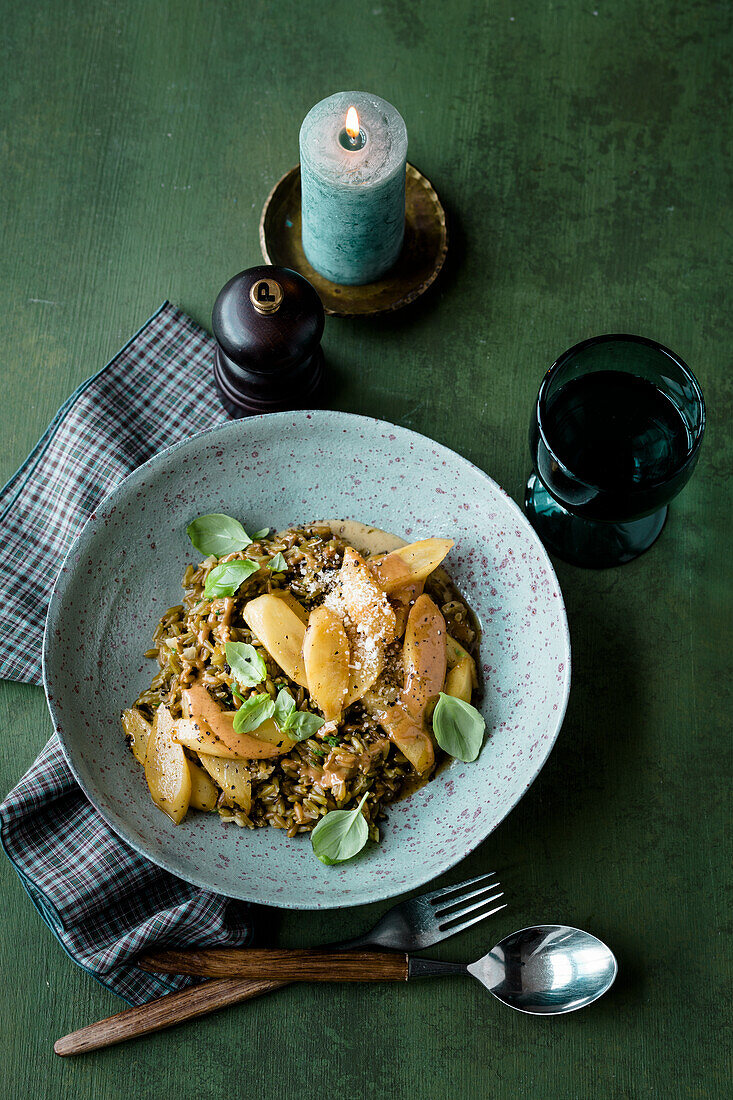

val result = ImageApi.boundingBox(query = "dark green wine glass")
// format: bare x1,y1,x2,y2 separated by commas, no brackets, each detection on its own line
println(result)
524,335,705,568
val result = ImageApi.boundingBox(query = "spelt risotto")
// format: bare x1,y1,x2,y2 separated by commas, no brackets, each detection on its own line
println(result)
122,518,483,861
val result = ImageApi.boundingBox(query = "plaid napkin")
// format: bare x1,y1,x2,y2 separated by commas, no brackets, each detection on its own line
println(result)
0,302,256,1005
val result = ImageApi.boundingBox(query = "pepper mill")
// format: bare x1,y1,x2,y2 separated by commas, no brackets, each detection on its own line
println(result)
212,265,325,417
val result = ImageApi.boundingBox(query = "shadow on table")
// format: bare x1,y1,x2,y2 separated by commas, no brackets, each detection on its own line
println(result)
457,559,648,1002
318,196,469,384
266,554,648,1013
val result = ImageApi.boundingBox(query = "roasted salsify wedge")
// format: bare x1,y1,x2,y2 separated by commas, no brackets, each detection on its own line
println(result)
368,538,454,594
197,756,252,813
174,717,250,759
179,685,295,758
144,705,191,825
390,580,425,637
242,594,308,687
121,708,152,767
303,605,350,720
325,547,397,706
445,634,478,701
174,716,293,760
445,658,474,702
402,594,448,716
365,595,447,775
270,588,309,624
187,759,219,811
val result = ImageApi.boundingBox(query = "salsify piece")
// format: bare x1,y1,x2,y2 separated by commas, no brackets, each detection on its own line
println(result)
121,707,152,767
242,594,308,687
144,705,192,824
325,547,397,707
390,580,424,638
402,593,448,718
368,538,454,594
197,755,252,813
188,759,219,811
178,684,295,758
303,605,350,720
364,594,447,775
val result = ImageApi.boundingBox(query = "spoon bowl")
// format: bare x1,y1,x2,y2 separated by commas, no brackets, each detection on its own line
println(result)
468,924,617,1015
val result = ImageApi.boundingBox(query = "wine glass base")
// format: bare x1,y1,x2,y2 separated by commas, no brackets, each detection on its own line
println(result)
524,474,668,568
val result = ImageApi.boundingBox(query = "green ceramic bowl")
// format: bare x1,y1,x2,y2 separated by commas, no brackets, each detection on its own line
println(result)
44,412,570,908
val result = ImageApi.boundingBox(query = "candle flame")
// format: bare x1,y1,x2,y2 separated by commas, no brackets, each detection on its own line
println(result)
345,106,360,140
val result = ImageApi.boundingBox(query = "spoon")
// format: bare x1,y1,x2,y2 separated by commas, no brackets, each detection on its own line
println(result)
140,924,617,1016
471,924,618,1014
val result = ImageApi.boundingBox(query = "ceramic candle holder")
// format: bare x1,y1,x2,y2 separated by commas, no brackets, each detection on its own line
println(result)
299,91,408,285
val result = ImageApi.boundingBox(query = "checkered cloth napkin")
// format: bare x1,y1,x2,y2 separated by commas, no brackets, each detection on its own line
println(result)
0,302,256,1005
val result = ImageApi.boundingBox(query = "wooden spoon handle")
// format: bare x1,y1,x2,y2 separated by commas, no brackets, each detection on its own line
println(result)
55,951,410,1056
139,947,409,982
54,976,287,1057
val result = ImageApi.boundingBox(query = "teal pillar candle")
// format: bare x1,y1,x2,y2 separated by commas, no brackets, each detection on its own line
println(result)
299,91,408,285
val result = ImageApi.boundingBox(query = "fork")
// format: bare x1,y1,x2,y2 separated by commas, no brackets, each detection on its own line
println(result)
54,872,504,1056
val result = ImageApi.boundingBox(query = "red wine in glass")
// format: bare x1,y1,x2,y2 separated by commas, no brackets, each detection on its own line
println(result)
525,336,705,568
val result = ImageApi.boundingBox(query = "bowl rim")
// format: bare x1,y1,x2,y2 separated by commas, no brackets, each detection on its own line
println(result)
43,410,571,907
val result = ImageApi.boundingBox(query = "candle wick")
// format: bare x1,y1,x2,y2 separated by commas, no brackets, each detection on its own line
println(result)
338,126,366,151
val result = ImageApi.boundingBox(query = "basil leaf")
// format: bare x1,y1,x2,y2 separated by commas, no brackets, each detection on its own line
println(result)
225,642,267,689
432,692,485,762
187,513,251,557
284,710,326,741
267,552,287,573
311,793,369,865
204,558,259,598
232,692,275,734
252,528,270,540
273,687,296,728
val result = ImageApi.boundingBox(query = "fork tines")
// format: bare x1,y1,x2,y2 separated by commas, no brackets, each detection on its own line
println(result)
427,872,506,936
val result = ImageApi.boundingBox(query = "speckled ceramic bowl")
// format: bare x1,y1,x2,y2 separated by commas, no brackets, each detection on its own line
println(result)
43,412,570,909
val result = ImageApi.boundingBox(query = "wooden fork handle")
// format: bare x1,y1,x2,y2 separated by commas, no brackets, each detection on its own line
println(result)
54,976,288,1057
139,947,409,982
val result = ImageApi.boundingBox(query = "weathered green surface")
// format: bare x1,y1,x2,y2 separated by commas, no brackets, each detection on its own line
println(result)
0,1,730,1096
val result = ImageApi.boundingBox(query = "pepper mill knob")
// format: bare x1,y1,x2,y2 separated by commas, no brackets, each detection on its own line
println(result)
212,265,325,417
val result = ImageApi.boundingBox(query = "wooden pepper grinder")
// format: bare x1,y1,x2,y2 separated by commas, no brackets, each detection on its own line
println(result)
212,265,325,417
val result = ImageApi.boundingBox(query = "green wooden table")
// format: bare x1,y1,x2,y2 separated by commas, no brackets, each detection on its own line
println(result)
1,1,729,1096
